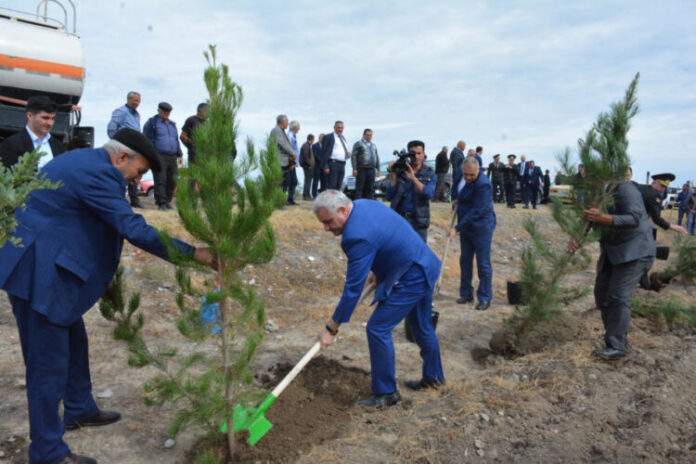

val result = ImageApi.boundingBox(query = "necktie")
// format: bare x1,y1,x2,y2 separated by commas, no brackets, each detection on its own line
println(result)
338,135,349,159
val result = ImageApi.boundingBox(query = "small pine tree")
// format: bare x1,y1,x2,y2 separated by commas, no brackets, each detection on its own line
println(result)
512,73,640,329
100,45,284,462
0,150,61,247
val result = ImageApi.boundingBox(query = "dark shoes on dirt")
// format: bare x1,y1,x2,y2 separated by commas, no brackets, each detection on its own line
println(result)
65,410,121,431
456,296,473,304
404,379,445,391
357,391,401,408
592,347,626,361
476,301,490,311
58,452,97,464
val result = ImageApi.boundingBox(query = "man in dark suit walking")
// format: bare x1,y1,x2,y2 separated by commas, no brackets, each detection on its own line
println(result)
526,160,544,209
503,154,518,208
0,129,215,464
299,133,315,201
0,96,65,168
320,120,351,190
518,154,530,208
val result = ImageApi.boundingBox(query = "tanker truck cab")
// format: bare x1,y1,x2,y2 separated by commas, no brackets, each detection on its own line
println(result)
0,1,93,149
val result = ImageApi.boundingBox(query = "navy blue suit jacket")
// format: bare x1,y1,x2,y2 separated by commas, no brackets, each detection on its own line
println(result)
319,133,336,170
332,200,441,323
528,166,543,186
452,172,496,233
0,147,193,326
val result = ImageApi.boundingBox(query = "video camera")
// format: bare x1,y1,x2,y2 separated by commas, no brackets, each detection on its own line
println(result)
391,148,416,174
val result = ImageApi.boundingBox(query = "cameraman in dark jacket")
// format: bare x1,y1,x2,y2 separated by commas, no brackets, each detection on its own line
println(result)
385,140,437,242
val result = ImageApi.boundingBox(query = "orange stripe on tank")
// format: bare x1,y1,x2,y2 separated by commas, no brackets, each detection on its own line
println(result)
0,54,84,79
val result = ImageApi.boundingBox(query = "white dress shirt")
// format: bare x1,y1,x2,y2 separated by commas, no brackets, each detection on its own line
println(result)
26,126,54,168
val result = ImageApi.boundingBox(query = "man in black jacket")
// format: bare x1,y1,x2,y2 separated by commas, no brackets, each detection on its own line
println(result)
434,146,449,201
1,96,65,168
299,134,315,201
351,128,380,199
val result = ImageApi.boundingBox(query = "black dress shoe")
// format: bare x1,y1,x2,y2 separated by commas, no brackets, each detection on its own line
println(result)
65,410,121,431
476,301,490,311
157,205,168,211
165,203,174,210
130,201,143,209
404,379,445,391
356,391,401,408
457,296,474,304
58,452,98,464
592,347,626,361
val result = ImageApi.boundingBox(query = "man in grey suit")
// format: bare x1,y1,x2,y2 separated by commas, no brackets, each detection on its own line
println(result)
269,114,298,205
571,180,655,360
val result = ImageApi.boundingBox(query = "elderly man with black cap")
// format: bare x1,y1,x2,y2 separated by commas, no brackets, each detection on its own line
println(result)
0,128,215,464
143,102,184,211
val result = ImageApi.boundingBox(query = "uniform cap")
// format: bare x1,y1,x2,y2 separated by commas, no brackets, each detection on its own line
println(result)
112,128,161,172
651,173,675,187
507,154,516,160
493,154,500,159
158,102,173,112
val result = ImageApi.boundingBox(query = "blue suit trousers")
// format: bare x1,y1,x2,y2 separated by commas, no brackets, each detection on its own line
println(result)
365,266,444,394
10,295,98,464
459,228,494,302
328,159,345,191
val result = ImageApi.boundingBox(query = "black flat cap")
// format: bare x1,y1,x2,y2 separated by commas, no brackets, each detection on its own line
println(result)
158,102,172,112
112,128,161,171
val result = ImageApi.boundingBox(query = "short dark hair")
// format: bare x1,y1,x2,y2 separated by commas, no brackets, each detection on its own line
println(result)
476,146,483,153
363,128,372,135
26,96,57,114
334,120,344,126
407,140,425,150
307,134,315,141
197,103,208,112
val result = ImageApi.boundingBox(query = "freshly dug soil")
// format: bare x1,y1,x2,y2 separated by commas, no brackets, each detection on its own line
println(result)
188,357,372,463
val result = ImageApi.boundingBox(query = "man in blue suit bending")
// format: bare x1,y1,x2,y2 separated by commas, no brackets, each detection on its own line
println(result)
450,158,497,310
315,190,445,408
0,129,214,464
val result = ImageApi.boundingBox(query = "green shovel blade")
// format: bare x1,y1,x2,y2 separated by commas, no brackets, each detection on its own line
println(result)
219,394,277,446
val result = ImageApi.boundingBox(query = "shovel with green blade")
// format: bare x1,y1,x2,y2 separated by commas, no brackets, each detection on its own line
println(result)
221,340,321,445
221,280,376,446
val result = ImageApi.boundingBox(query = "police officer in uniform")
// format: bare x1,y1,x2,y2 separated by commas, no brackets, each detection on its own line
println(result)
503,154,518,208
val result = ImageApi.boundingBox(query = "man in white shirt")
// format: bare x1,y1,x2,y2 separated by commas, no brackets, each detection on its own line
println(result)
320,120,351,190
0,96,66,168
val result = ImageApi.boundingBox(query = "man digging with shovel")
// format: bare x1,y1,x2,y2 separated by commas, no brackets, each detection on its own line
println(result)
314,190,445,408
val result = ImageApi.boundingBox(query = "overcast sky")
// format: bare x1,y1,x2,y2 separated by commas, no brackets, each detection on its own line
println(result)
6,0,696,186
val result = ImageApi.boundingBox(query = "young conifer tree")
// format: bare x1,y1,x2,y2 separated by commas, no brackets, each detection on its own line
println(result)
0,150,60,247
513,74,640,329
100,45,284,461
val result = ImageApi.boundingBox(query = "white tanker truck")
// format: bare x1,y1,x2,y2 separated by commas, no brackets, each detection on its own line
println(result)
0,0,93,148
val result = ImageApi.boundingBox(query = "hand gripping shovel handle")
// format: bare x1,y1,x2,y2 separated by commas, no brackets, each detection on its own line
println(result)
435,209,458,295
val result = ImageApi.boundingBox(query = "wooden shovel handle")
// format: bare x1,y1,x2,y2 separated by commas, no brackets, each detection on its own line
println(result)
271,341,321,398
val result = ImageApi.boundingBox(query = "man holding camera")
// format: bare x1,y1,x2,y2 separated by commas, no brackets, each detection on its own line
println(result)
385,140,437,242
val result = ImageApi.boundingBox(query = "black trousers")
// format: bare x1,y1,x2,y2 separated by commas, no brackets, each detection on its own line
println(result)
302,166,313,198
127,181,140,204
154,154,178,206
355,167,376,199
504,181,516,206
434,173,448,201
311,164,322,197
492,179,505,203
328,159,345,190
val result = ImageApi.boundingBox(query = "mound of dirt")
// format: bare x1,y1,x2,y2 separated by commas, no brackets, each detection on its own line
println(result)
189,357,372,463
489,313,592,358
